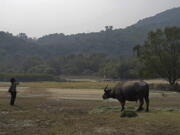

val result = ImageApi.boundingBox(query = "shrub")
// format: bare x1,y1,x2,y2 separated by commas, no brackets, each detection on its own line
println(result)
120,111,138,118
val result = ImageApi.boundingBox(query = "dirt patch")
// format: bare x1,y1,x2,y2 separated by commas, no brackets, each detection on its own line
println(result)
94,127,117,134
1,87,180,101
0,87,29,92
0,119,34,129
46,88,103,100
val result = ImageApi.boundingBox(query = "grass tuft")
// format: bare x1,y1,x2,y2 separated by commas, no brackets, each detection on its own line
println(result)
120,111,138,118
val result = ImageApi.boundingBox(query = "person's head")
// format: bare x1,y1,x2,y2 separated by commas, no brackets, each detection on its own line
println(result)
10,78,16,83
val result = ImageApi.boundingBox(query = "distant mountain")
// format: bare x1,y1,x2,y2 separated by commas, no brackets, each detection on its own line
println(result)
1,7,180,58
134,7,180,28
126,7,180,43
37,7,180,56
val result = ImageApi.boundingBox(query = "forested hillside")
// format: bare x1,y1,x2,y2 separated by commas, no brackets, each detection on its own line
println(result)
37,7,180,56
0,7,180,80
1,7,180,57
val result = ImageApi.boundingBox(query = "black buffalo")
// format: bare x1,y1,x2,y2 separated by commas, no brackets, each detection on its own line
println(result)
103,81,149,112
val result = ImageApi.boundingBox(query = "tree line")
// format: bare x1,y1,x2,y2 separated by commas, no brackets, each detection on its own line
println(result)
0,27,180,86
0,53,142,81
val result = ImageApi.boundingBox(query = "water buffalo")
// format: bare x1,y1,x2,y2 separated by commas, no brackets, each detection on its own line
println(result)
102,81,149,112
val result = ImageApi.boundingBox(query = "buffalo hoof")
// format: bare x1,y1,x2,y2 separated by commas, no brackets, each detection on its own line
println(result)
121,109,125,112
145,109,149,112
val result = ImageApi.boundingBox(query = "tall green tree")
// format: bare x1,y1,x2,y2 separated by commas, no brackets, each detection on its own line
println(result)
134,27,180,85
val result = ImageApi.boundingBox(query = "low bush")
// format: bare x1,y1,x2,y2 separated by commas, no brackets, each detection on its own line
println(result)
120,111,138,118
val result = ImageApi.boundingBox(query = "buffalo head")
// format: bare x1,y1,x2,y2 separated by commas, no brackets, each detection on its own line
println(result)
103,85,112,99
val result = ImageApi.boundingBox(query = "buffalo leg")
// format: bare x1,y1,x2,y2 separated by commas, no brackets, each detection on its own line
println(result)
144,96,149,112
120,101,125,112
137,98,144,111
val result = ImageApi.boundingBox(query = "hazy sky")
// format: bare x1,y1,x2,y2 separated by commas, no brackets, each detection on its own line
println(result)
0,0,180,37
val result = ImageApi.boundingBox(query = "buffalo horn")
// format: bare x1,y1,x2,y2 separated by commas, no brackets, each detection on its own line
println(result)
104,85,108,92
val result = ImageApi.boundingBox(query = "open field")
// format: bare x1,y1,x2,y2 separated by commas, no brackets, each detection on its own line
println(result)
0,79,178,89
0,81,180,135
0,81,116,89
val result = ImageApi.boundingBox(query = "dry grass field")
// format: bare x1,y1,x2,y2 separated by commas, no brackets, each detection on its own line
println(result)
0,81,180,135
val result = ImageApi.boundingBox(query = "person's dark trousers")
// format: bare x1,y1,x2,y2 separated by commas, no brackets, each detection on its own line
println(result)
10,92,16,106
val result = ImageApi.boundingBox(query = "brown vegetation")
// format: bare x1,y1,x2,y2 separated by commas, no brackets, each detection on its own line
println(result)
0,86,180,135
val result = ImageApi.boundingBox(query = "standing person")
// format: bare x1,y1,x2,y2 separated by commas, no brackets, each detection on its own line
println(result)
8,78,19,106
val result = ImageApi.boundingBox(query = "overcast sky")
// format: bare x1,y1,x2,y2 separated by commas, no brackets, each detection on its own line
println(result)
0,0,180,37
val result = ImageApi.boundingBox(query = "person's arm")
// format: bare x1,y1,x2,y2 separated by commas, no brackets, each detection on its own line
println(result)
16,82,19,85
